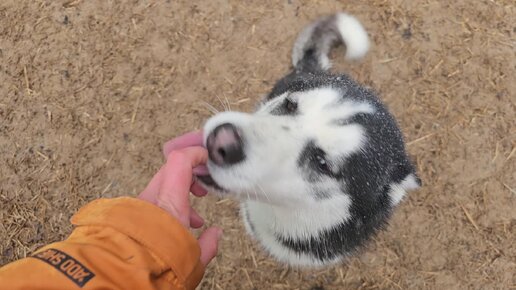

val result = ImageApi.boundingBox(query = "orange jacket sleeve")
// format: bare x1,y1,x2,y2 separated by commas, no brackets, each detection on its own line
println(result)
0,197,205,290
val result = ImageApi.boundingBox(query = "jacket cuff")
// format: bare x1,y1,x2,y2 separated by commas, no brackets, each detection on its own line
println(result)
70,197,204,289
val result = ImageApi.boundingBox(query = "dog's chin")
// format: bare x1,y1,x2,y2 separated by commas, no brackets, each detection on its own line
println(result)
195,175,263,202
195,174,228,194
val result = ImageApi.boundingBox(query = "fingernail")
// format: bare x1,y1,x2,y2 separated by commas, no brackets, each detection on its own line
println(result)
193,165,210,176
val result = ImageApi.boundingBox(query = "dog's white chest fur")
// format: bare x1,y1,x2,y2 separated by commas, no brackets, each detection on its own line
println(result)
241,194,353,266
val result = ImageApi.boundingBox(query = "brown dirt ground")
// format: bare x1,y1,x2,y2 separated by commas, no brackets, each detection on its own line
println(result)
1,0,515,289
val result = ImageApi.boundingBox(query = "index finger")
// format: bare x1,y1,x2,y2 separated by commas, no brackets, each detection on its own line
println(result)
163,130,204,158
158,146,209,218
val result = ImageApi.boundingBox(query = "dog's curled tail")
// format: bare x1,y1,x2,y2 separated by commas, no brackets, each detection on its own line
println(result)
292,13,369,73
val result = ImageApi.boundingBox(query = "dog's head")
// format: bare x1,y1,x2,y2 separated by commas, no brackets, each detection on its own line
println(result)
198,72,420,208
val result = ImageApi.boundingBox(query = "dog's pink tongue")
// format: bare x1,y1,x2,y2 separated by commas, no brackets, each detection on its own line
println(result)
162,130,210,176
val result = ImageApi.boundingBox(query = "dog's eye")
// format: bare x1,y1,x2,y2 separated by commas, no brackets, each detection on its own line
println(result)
284,98,297,113
315,154,330,173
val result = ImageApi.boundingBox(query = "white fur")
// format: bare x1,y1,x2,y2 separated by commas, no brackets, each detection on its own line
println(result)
336,13,370,60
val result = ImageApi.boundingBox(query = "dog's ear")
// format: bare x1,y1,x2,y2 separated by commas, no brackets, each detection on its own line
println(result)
391,162,421,187
292,13,369,73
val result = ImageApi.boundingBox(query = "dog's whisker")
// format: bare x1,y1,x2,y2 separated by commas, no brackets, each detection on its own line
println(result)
242,182,251,201
215,94,229,112
257,184,272,204
200,101,219,115
224,94,232,111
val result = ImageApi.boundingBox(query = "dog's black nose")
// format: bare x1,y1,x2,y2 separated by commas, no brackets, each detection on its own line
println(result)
207,123,245,166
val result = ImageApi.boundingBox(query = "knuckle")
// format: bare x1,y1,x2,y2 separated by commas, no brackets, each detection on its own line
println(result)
167,150,186,162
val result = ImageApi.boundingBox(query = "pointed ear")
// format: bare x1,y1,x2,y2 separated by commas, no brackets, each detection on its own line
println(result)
391,162,422,191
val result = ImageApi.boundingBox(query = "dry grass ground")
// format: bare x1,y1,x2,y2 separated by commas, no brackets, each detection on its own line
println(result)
0,0,514,289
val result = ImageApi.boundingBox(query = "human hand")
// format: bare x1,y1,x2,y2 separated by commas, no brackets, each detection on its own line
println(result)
162,130,210,194
138,131,221,267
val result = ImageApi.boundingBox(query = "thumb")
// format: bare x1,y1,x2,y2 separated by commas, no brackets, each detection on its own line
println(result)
198,227,223,267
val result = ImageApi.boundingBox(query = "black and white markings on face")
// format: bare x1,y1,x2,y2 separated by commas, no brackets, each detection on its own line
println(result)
260,87,377,182
297,140,334,180
265,86,377,120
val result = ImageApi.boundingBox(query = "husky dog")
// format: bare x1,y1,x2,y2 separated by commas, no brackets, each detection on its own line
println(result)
197,13,421,267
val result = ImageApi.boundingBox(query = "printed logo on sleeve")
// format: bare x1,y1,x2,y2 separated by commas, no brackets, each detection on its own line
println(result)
31,248,95,287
